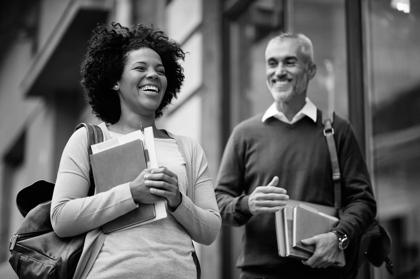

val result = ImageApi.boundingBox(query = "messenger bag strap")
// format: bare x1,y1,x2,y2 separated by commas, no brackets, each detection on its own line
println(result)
322,111,342,209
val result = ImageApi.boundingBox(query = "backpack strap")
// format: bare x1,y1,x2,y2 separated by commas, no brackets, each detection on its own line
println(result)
75,123,104,196
15,123,103,217
322,111,342,209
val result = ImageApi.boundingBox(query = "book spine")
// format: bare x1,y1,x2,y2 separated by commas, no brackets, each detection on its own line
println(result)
144,127,158,168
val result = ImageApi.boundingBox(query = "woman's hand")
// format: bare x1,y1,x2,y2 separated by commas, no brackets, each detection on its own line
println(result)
129,168,163,205
144,166,182,210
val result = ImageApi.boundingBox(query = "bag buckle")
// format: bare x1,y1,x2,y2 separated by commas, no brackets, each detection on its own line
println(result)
323,127,334,136
9,234,18,250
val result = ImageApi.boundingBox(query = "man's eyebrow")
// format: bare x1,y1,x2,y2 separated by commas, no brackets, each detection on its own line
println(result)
285,56,297,61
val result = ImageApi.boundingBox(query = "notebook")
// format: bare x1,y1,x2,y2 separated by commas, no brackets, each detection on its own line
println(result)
90,128,166,233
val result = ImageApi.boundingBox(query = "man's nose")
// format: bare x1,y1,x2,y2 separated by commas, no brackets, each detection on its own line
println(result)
275,64,286,76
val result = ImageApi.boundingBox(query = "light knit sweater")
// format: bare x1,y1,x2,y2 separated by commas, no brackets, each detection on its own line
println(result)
50,123,221,278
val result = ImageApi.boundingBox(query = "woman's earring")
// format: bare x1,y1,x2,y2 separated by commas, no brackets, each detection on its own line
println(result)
113,84,120,91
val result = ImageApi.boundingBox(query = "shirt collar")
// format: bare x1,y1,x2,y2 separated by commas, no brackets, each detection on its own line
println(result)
261,98,317,124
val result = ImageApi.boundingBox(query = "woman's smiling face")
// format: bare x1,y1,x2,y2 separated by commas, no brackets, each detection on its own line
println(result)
117,47,168,117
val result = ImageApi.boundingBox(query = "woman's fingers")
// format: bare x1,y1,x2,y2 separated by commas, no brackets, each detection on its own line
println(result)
145,167,178,183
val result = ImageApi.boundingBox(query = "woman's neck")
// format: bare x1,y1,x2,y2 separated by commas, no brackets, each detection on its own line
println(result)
109,116,168,138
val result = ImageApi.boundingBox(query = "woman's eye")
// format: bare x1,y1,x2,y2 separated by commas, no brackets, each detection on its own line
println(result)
134,66,146,72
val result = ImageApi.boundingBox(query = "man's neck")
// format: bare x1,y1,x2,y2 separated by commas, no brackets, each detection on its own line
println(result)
276,98,306,121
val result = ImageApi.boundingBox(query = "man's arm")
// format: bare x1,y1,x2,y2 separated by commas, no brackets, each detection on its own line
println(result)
215,129,252,226
215,128,288,226
334,122,377,242
301,120,377,269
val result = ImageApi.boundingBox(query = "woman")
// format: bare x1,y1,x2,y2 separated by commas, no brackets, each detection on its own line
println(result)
50,22,221,279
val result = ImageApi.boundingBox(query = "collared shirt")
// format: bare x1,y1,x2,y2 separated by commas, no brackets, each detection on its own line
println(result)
261,98,317,124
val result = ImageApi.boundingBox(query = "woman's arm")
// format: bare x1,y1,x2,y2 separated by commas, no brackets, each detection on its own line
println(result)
50,127,137,237
169,138,221,245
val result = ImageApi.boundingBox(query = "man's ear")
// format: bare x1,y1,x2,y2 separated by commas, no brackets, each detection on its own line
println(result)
308,63,317,80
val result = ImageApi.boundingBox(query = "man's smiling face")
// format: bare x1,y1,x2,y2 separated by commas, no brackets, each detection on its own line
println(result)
265,37,316,105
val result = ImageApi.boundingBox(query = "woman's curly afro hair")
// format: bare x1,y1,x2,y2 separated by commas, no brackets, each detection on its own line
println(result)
80,22,185,123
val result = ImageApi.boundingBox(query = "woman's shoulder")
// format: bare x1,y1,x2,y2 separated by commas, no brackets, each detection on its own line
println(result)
65,125,89,150
165,131,205,155
166,131,196,147
65,123,106,153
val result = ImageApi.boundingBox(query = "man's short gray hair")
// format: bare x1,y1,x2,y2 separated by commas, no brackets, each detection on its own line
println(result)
270,33,315,64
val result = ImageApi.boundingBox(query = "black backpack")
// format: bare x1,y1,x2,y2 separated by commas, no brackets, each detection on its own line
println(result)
8,123,103,279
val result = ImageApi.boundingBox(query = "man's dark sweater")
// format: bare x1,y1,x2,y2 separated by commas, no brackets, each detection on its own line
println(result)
215,110,376,278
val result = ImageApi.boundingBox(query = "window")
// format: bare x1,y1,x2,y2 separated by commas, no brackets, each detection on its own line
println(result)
225,0,286,127
365,0,420,278
290,0,348,119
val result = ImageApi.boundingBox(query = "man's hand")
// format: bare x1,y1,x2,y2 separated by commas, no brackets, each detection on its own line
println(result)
301,232,342,268
248,176,289,215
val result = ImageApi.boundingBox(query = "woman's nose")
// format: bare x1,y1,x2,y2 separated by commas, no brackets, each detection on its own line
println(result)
146,68,159,79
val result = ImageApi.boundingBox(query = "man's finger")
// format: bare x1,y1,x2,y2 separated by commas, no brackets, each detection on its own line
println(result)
254,200,288,207
268,176,279,186
258,186,287,194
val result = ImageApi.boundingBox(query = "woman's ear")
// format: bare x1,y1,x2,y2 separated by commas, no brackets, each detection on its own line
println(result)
113,83,120,91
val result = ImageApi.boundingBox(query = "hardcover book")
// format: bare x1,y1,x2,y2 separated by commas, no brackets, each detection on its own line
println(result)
285,199,336,216
90,129,166,233
90,139,148,193
275,205,346,266
283,206,312,259
292,204,339,254
275,206,311,259
275,209,286,257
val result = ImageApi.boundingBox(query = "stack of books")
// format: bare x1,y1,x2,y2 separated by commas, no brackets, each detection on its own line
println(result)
90,127,167,234
275,203,345,266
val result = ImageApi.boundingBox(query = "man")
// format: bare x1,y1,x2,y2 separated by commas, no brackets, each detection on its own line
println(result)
215,33,376,279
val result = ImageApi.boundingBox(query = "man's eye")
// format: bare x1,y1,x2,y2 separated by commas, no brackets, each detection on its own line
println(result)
285,60,297,66
267,60,277,67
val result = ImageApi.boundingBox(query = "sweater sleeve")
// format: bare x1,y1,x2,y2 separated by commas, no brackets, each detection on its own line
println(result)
215,127,253,226
50,127,138,237
334,122,377,241
169,137,221,245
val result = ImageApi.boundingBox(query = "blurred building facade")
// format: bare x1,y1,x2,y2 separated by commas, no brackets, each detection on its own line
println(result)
0,0,419,278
